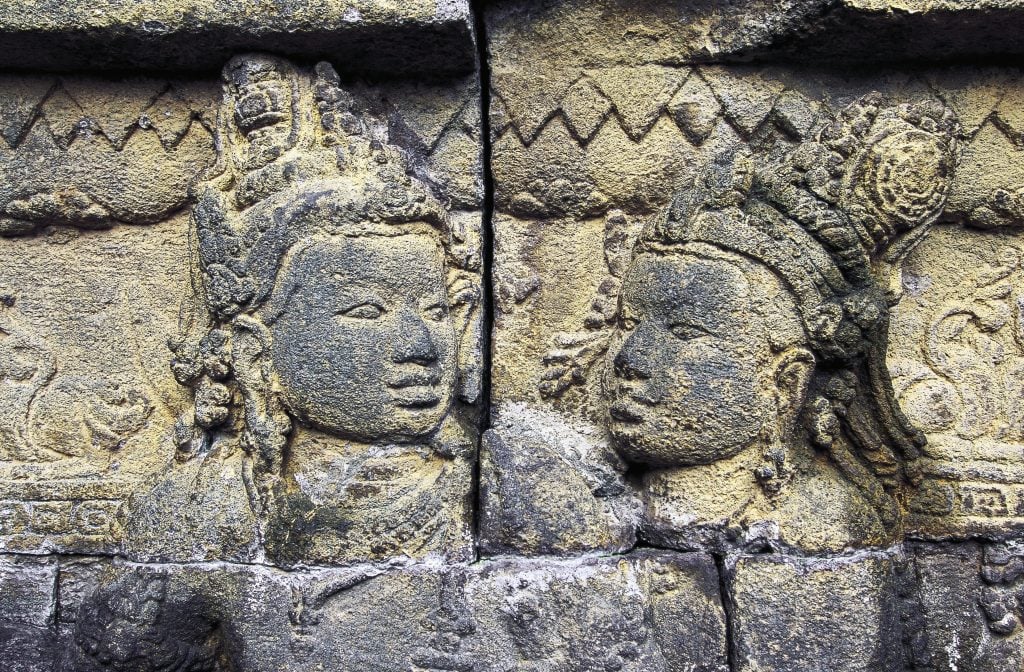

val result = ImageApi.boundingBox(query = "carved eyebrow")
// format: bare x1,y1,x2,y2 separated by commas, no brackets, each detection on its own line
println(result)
668,315,713,330
420,295,449,308
336,302,386,319
334,292,386,309
664,305,727,336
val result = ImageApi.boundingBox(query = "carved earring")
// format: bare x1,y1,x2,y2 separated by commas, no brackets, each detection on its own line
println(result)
754,427,790,498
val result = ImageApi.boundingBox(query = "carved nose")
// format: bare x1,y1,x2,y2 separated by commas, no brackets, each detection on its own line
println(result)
612,324,655,381
393,308,438,365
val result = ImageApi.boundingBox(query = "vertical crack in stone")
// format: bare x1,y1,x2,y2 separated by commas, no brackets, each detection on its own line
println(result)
471,0,497,559
714,553,739,672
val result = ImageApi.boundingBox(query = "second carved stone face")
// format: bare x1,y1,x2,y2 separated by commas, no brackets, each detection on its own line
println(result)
268,231,457,443
604,251,774,467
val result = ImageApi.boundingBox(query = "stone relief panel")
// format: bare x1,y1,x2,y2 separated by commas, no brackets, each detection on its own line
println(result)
480,4,1024,666
0,216,193,555
483,0,1024,558
119,54,483,566
0,54,484,565
0,76,216,556
890,226,1024,538
2,1,1024,671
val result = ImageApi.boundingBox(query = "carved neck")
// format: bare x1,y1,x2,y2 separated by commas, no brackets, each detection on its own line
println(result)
282,425,442,475
641,442,776,526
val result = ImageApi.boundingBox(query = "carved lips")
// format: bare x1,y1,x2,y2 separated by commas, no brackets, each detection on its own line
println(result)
608,384,657,425
388,370,444,409
608,401,646,424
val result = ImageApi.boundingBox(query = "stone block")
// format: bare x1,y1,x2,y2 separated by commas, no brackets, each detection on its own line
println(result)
0,554,57,672
487,0,1024,555
909,541,1024,671
0,53,483,566
728,551,904,671
478,405,637,557
0,1,476,75
890,225,1024,540
0,0,1023,667
0,554,57,628
60,551,727,671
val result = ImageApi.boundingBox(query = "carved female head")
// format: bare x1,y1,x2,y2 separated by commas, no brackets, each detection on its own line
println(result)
171,54,478,494
256,200,457,443
597,95,958,506
599,169,905,511
605,241,809,469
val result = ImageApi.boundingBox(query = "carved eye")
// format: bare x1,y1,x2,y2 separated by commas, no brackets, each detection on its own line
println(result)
668,323,708,341
423,304,448,322
338,303,384,320
619,315,639,331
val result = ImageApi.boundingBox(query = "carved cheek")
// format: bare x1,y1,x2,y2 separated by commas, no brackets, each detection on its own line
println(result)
709,346,768,428
665,342,725,407
672,341,747,402
432,320,458,372
321,318,391,390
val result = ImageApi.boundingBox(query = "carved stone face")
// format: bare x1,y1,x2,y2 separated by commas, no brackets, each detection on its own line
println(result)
604,251,775,467
267,232,457,443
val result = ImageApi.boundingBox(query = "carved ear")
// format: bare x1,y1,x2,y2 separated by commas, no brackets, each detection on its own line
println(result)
230,315,273,392
448,272,483,404
230,314,290,484
772,347,815,427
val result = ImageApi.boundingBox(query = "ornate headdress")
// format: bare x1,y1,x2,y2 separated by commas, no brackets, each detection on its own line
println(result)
192,54,450,321
169,55,474,480
544,93,959,513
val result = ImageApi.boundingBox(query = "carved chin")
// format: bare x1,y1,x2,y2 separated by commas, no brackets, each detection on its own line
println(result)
386,400,452,439
276,386,453,444
608,417,750,468
609,422,695,467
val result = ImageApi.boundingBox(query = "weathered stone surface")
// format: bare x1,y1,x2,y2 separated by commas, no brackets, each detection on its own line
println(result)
117,54,482,567
728,550,905,671
463,551,729,671
0,215,192,555
0,1,476,75
2,0,1024,669
488,0,1024,555
0,75,216,235
0,554,56,628
484,0,1024,74
478,403,637,556
752,0,1024,62
0,53,484,566
0,554,57,672
890,225,1024,539
59,551,727,671
910,542,1024,671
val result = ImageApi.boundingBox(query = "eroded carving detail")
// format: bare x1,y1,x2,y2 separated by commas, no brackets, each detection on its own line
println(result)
981,540,1024,636
75,570,222,672
890,227,1024,536
0,293,55,461
0,78,216,236
123,54,480,565
541,95,958,551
